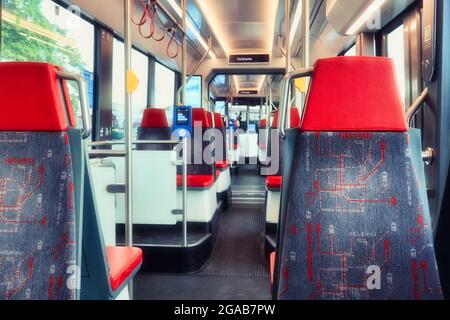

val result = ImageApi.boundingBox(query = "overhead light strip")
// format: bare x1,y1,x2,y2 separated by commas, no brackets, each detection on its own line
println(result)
289,1,302,46
346,0,387,35
166,0,216,58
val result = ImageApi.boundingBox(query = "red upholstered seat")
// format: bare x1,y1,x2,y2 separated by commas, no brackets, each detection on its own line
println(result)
0,62,76,131
141,108,169,128
270,251,276,287
215,160,229,170
266,176,282,190
106,246,143,291
213,113,225,128
271,108,300,129
260,118,267,129
176,174,215,188
192,108,211,128
271,111,279,128
206,111,214,128
301,56,406,131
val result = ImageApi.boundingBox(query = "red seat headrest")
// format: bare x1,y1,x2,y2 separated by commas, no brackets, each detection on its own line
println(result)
272,111,279,129
272,108,299,129
213,113,224,128
192,108,210,128
260,119,267,129
0,62,76,131
301,57,407,132
141,108,169,128
206,111,214,127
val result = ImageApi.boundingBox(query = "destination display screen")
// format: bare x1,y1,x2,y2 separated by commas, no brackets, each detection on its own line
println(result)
176,107,190,125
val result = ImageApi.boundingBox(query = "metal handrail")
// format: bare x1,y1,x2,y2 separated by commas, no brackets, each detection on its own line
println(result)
278,68,313,138
56,71,92,139
88,150,127,158
87,136,189,246
406,87,429,127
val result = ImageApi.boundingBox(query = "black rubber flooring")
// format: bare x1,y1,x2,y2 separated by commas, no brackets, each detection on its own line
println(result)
198,204,268,278
134,165,271,300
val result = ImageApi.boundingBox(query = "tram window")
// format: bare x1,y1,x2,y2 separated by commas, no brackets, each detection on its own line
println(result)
112,39,149,140
215,101,226,115
154,62,175,108
1,0,95,128
186,75,202,107
344,44,357,56
387,24,406,107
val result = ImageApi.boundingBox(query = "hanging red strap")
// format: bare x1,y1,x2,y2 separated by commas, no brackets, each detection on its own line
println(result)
151,0,166,42
131,0,148,26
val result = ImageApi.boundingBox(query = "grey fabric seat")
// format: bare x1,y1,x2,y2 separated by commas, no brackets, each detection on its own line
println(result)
273,57,442,300
0,62,78,300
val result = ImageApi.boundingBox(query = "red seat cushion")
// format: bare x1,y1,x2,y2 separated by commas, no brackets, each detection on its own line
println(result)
216,161,229,170
266,176,282,190
106,246,143,291
176,174,215,188
270,251,276,287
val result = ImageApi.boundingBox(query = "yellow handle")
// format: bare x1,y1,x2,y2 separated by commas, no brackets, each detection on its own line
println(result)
127,69,139,93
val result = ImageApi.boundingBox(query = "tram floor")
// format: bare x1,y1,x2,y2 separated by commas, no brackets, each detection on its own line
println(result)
134,166,271,300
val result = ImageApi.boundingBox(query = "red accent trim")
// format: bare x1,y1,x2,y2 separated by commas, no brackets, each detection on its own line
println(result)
106,246,143,291
192,108,211,128
232,144,239,150
266,176,282,190
301,57,407,132
215,161,229,170
270,251,276,287
213,113,224,128
0,62,75,131
141,108,169,128
176,174,215,188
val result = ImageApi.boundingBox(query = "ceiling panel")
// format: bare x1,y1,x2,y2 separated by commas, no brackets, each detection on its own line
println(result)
195,0,280,56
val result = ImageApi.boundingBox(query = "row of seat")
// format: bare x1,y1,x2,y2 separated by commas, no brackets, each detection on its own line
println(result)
269,56,443,300
0,62,142,300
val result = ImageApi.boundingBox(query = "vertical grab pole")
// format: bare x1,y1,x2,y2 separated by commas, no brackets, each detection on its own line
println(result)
181,0,188,248
182,136,188,247
124,0,134,298
285,0,291,74
181,0,187,104
302,0,310,69
285,0,291,129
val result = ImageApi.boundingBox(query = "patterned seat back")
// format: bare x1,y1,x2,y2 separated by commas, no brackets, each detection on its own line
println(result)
275,57,442,300
266,109,300,176
213,112,227,163
0,62,78,300
137,108,172,151
177,108,215,176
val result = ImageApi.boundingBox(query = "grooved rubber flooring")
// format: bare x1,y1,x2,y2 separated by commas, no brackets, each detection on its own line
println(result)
198,204,269,278
134,165,271,300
